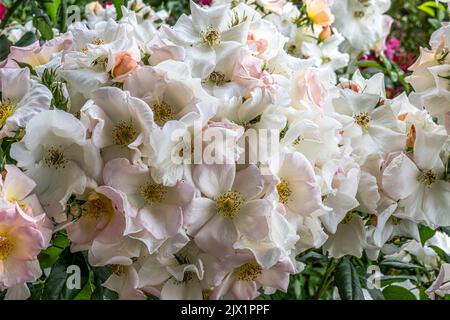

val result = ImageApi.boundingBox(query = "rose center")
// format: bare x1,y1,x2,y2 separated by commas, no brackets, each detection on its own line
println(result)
354,112,371,130
112,121,137,146
152,101,174,126
44,146,68,169
277,178,293,204
201,26,221,47
234,260,262,281
82,192,114,220
418,169,437,187
216,191,243,218
0,234,14,260
140,183,169,204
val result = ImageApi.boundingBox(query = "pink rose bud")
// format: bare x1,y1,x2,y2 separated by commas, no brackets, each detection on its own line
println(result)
319,25,332,41
112,52,138,78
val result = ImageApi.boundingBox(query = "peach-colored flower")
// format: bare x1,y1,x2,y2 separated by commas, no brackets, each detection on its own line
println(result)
86,1,104,14
112,51,138,79
306,0,334,27
319,25,332,41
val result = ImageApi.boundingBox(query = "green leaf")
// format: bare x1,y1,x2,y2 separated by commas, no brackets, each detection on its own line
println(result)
380,259,424,270
0,35,12,61
419,225,436,245
334,257,365,300
43,0,62,25
38,231,70,269
382,285,417,300
14,32,38,47
112,0,126,20
90,266,118,300
42,248,89,300
33,16,54,40
429,245,450,263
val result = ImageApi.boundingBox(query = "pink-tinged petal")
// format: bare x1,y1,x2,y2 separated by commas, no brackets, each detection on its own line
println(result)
0,259,42,288
103,266,146,300
4,165,36,201
257,258,294,292
231,280,259,300
232,165,264,200
160,280,203,300
195,215,237,258
413,128,448,170
381,152,420,201
95,186,128,243
288,179,322,216
193,164,235,199
235,199,272,240
138,203,182,240
210,273,235,300
163,179,196,207
184,197,216,235
10,226,45,259
4,283,31,300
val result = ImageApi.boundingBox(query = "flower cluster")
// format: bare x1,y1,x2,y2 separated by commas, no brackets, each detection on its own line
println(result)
0,0,449,300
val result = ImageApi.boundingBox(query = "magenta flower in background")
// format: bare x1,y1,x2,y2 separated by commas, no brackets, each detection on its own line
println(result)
198,0,212,6
0,2,7,20
385,37,400,60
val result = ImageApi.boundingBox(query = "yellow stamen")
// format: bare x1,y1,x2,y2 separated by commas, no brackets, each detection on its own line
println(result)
354,112,371,130
216,191,243,218
277,178,293,204
234,260,262,281
0,100,14,128
82,192,114,220
112,121,137,146
0,234,14,260
44,146,68,169
139,183,169,204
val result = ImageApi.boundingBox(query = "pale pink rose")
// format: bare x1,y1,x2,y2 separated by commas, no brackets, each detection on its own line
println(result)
184,164,273,258
112,51,138,79
231,51,276,96
211,251,295,300
268,151,322,216
295,68,330,108
1,33,72,68
66,186,128,252
305,0,334,27
0,206,49,289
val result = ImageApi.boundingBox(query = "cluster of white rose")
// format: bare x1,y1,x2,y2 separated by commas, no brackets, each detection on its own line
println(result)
0,0,449,300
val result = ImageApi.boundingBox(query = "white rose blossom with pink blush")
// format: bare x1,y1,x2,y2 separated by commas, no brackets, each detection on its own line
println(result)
0,0,449,301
